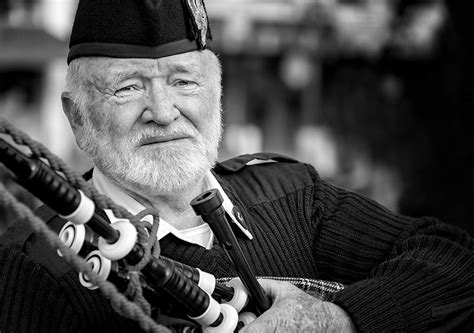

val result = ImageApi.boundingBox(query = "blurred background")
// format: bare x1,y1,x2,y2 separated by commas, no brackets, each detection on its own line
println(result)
1,0,473,236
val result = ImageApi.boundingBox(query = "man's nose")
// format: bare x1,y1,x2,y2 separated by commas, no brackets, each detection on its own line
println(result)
141,84,180,125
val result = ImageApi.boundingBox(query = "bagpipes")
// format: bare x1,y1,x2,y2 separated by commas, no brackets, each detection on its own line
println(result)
0,117,344,332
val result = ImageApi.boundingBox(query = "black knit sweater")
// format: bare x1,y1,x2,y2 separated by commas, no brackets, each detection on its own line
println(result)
1,153,473,332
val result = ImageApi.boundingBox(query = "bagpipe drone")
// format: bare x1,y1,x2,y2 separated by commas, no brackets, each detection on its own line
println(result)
0,118,344,332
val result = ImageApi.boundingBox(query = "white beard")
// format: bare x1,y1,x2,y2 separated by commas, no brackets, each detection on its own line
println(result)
80,113,222,196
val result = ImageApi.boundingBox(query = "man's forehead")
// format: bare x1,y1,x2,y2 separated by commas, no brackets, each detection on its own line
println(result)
95,52,205,77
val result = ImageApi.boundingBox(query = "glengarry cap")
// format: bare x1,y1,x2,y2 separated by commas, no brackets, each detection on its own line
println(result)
67,0,212,64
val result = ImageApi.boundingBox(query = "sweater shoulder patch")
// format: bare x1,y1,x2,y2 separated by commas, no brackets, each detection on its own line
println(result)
215,153,317,206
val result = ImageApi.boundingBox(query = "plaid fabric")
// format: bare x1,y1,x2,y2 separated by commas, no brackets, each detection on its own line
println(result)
217,276,345,302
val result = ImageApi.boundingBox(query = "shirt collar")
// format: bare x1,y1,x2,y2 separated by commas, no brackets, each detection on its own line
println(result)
92,169,252,247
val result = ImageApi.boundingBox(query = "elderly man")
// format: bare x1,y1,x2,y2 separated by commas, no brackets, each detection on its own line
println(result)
1,0,472,332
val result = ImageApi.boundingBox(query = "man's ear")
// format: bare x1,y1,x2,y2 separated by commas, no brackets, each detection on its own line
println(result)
61,92,88,149
61,91,75,124
61,92,83,134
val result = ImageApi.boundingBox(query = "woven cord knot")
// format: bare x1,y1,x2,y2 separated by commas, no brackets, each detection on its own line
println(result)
119,208,162,317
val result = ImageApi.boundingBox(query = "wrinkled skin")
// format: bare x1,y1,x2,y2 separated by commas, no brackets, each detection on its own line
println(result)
240,279,356,333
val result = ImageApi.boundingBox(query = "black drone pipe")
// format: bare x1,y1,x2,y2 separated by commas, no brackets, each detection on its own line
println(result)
191,189,272,314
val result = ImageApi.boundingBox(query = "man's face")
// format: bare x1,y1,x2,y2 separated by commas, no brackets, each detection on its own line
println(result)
74,51,222,196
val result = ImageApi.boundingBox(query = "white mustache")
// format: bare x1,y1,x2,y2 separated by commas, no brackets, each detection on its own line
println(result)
135,123,199,144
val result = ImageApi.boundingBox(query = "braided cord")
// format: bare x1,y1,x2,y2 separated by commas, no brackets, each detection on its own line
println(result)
0,117,169,333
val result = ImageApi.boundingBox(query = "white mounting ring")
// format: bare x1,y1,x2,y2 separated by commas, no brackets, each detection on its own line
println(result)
203,303,239,333
197,268,216,295
59,190,95,225
57,222,86,257
98,220,137,261
222,278,249,312
79,250,112,290
189,296,220,326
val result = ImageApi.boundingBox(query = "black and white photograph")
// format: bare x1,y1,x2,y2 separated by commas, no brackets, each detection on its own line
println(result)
1,0,473,332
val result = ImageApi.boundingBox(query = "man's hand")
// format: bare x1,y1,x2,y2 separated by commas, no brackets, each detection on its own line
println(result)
239,279,356,333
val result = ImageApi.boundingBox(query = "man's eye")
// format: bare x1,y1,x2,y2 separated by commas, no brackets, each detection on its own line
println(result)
115,85,136,94
175,80,195,87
